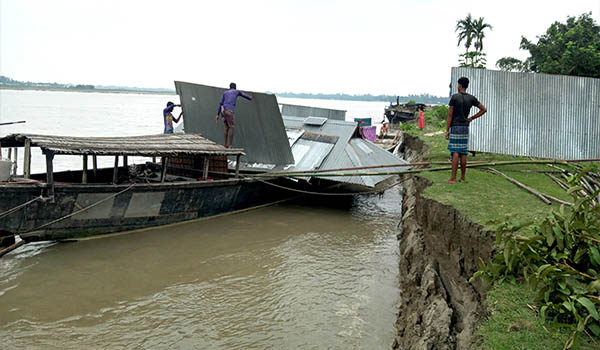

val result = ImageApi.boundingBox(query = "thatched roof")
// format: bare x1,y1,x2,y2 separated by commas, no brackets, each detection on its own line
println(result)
0,133,244,157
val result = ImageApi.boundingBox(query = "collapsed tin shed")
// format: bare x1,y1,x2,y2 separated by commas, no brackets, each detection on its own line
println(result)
176,81,408,189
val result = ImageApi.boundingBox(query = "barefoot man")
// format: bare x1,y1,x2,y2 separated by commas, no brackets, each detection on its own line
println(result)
445,77,486,183
215,82,253,148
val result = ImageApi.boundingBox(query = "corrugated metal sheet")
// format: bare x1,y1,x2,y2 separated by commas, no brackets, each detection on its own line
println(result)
281,103,346,121
175,81,294,165
451,67,600,159
0,133,244,157
283,116,408,187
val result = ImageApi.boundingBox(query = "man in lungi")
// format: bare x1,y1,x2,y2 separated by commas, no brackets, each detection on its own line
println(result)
445,77,487,183
215,82,253,148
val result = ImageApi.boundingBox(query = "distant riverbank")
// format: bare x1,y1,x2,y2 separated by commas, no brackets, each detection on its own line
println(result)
0,85,176,95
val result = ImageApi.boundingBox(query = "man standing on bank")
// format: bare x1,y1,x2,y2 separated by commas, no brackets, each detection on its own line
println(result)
445,76,487,183
216,83,253,148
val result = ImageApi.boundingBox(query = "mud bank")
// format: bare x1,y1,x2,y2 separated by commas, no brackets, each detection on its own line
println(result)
393,133,494,349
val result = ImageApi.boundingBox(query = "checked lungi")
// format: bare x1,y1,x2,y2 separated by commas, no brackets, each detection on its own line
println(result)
447,126,469,155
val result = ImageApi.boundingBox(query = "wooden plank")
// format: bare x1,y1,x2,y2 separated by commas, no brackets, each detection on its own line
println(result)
82,155,88,184
92,155,97,180
203,157,209,180
23,139,31,178
161,157,169,183
45,152,55,197
12,147,18,175
113,156,119,184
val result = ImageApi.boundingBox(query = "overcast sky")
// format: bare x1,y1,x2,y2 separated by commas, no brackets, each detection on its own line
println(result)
1,0,598,96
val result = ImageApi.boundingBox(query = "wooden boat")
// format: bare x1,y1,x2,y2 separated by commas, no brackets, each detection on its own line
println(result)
0,133,290,244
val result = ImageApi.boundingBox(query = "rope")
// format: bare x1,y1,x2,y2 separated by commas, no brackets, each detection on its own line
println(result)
23,184,135,234
251,176,407,196
0,195,43,219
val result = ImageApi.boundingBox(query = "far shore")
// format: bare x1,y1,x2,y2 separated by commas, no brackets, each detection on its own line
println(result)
0,85,177,95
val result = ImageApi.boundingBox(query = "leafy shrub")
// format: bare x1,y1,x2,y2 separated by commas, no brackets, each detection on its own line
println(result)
471,168,600,348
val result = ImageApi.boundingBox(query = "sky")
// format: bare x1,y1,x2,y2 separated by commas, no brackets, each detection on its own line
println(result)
1,0,599,97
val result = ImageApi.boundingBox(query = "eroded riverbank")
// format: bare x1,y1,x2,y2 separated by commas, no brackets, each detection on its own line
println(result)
393,133,494,349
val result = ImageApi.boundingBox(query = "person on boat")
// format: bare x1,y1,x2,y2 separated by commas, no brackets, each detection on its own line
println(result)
445,77,487,184
163,101,183,134
215,82,253,148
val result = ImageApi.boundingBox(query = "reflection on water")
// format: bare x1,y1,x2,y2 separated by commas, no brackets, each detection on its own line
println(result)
0,189,402,349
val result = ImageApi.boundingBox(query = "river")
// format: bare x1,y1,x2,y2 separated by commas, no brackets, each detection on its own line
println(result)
0,89,400,349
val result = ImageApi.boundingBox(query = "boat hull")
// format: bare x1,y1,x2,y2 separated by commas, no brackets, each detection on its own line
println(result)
0,178,286,242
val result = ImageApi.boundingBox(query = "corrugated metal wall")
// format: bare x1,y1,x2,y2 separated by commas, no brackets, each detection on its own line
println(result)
280,104,346,121
175,81,294,165
451,67,600,159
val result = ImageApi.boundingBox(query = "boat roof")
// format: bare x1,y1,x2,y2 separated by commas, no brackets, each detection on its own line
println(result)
0,133,245,157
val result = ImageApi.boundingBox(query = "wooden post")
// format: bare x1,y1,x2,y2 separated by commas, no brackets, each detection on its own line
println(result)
113,156,119,184
202,157,209,180
7,148,11,159
82,155,88,184
123,155,128,169
235,154,241,178
161,157,169,183
12,147,18,175
92,155,97,180
23,139,31,179
152,157,156,163
45,151,55,197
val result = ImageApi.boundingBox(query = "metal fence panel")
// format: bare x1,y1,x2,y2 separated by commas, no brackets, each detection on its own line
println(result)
451,67,600,159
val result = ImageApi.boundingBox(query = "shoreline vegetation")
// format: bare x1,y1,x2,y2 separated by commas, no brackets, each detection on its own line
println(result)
401,110,598,348
0,76,448,104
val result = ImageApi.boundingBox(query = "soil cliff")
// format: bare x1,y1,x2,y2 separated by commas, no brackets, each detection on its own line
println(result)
393,133,494,349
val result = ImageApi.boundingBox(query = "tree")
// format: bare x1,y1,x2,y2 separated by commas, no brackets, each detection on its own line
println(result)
495,57,528,72
456,13,475,53
472,17,493,52
459,51,487,68
519,13,600,77
456,14,492,68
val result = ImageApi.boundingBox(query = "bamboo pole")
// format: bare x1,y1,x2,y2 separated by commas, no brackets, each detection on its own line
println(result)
485,168,552,205
250,159,600,178
0,240,25,258
546,173,570,191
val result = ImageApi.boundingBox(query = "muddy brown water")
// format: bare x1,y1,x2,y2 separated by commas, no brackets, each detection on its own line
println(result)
1,89,402,348
1,194,401,349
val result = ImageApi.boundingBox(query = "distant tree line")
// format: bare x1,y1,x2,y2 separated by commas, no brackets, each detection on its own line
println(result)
0,75,95,90
273,92,449,104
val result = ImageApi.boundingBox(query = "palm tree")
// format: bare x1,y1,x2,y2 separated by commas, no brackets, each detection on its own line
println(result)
456,14,475,53
472,17,493,52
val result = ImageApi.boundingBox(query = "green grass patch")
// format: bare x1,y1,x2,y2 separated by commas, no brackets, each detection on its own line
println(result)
479,282,597,349
403,129,572,225
401,127,599,349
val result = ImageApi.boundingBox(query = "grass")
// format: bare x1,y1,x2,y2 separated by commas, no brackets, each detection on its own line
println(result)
480,283,597,350
401,123,597,349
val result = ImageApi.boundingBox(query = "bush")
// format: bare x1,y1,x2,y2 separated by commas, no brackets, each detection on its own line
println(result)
472,168,600,348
